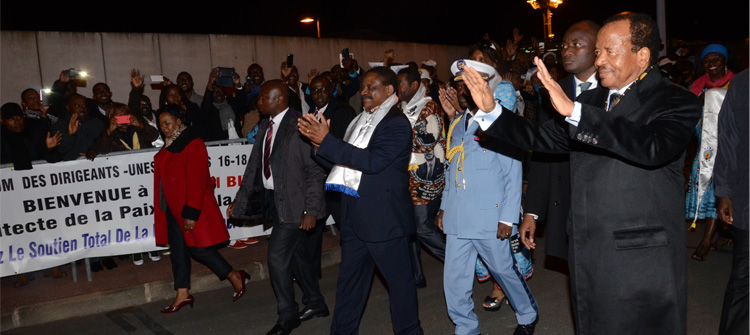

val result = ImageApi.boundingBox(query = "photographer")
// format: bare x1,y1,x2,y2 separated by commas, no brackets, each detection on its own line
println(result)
200,68,245,141
91,103,159,156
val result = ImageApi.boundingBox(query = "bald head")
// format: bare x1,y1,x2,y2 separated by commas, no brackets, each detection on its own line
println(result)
258,79,289,117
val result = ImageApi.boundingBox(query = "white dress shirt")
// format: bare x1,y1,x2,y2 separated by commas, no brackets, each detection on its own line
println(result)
262,108,288,190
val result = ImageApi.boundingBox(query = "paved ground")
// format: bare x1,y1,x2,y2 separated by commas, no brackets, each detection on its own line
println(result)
0,224,734,334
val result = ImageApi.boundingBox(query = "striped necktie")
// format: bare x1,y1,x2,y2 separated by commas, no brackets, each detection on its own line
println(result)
263,120,274,179
607,93,622,112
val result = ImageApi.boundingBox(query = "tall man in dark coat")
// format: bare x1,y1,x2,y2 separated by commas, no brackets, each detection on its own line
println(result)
305,74,357,277
298,67,423,335
520,20,601,262
228,80,328,335
462,12,701,335
715,68,749,335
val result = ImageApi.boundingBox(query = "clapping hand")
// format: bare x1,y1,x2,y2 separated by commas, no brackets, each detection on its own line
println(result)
438,86,461,119
298,113,330,147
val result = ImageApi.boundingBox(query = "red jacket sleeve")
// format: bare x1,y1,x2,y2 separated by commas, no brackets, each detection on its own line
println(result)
181,139,210,220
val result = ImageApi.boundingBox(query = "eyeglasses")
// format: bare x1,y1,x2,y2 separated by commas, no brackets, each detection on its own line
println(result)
311,87,329,94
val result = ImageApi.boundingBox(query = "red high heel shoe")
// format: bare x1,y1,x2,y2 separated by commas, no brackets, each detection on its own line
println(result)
232,270,250,302
160,295,194,313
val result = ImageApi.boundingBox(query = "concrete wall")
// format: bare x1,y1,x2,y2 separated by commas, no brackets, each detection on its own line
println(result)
1,31,466,107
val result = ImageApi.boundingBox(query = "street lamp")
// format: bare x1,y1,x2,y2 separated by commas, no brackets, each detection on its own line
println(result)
527,0,563,40
300,17,320,38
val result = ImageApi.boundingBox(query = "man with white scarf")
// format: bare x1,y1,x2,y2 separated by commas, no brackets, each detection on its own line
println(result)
396,67,447,289
298,67,423,335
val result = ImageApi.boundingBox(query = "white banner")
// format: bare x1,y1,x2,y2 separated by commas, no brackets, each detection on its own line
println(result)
0,143,270,277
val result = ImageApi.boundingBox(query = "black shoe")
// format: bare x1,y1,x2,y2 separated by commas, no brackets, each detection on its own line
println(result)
102,257,118,270
298,306,329,321
416,281,427,289
266,320,300,335
90,261,103,272
513,322,536,335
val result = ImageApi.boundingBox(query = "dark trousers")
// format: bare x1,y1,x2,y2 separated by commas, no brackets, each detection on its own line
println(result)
330,218,422,335
410,199,446,284
266,190,325,324
719,226,749,335
307,191,342,279
306,218,326,279
166,207,232,290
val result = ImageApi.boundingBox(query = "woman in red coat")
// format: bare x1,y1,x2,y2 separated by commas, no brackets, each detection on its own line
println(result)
153,104,249,313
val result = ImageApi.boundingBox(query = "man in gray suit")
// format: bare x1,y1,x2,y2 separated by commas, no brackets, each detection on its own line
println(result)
463,12,700,335
228,80,328,335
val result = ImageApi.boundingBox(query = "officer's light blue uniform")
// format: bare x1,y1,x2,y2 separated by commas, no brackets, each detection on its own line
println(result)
441,111,538,335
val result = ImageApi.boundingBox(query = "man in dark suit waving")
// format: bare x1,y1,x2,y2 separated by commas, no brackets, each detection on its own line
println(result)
462,12,701,335
228,80,328,335
298,67,423,335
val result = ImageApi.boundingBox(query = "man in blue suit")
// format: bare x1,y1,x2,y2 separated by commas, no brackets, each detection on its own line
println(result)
298,67,422,335
436,59,538,335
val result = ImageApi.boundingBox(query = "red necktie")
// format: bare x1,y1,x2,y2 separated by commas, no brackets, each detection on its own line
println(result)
263,120,274,179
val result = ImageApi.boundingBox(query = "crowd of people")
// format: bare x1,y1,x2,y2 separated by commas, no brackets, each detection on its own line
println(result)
1,10,747,335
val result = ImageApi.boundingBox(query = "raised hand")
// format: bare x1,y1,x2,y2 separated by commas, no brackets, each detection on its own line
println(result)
68,113,80,135
533,56,574,117
307,68,319,83
207,68,219,90
461,67,496,113
280,61,293,80
383,49,396,65
45,131,62,149
130,68,144,89
60,69,71,83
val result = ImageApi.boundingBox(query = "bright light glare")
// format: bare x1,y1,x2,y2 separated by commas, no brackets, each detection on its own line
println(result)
79,71,88,78
300,18,315,23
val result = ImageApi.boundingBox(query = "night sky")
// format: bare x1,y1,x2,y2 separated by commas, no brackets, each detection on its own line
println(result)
2,0,747,47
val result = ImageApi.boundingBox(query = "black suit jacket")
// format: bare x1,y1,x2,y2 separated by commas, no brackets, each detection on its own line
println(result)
315,105,415,242
523,74,603,260
85,98,109,125
319,98,357,140
483,69,700,335
715,69,749,230
231,108,326,227
200,89,246,141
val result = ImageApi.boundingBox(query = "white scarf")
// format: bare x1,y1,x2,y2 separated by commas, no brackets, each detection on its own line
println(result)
325,93,399,198
691,88,727,226
400,84,432,167
400,84,431,127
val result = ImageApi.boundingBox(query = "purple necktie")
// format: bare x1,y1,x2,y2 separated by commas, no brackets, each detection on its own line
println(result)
263,120,274,179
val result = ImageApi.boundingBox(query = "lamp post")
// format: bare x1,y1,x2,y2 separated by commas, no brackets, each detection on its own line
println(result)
527,0,563,41
300,17,320,38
